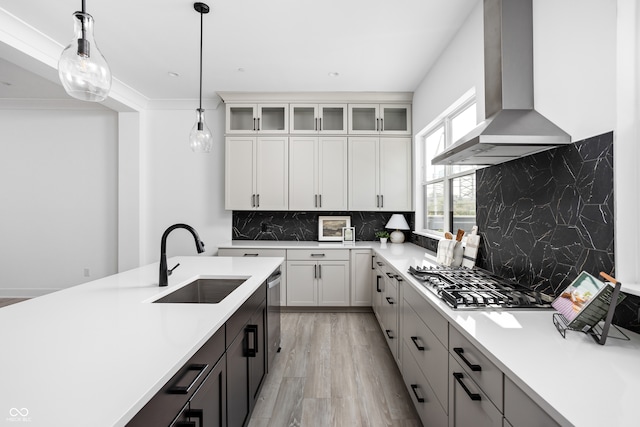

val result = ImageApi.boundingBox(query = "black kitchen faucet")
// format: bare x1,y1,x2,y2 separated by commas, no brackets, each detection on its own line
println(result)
159,223,205,286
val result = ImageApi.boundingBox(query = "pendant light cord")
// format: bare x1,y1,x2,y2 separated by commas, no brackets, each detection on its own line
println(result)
198,9,203,112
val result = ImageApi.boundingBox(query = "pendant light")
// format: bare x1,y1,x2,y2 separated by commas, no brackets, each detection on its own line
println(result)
189,2,213,153
58,0,112,102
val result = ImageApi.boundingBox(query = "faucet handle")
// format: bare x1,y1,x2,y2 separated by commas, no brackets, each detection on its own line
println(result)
168,263,181,276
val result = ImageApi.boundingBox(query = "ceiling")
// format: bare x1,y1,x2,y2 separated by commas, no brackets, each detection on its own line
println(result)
0,0,478,102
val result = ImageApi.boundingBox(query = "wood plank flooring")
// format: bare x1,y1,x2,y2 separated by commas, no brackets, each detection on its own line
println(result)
249,312,421,427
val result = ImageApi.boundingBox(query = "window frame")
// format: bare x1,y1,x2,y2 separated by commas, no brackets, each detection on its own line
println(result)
415,91,478,238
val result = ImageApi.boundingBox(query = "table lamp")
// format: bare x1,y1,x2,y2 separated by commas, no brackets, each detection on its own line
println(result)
386,214,410,243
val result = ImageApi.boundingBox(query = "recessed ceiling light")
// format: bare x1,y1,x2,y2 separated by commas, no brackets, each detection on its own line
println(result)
237,67,245,72
1,81,12,86
328,72,339,78
168,72,180,78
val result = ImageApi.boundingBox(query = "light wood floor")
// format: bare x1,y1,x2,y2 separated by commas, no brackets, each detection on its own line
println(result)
249,312,421,427
0,298,28,308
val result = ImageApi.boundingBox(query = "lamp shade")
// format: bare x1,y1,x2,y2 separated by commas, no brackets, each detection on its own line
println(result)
385,214,410,230
386,214,410,243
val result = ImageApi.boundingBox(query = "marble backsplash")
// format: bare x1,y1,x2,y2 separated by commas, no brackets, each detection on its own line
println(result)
232,211,415,242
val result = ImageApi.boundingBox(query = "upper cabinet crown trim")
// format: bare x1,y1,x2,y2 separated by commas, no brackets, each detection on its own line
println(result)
218,91,413,104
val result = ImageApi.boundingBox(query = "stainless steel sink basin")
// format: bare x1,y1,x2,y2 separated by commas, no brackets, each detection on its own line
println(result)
153,278,247,304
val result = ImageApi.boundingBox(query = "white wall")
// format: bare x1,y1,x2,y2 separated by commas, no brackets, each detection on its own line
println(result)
0,108,118,296
139,106,231,267
413,0,616,139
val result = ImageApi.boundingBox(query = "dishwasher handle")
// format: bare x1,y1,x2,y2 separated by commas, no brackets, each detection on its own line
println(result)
267,271,282,289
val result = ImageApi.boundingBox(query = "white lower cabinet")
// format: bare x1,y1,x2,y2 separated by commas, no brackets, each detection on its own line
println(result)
381,272,399,362
350,249,372,306
503,377,560,427
449,355,503,427
286,250,349,306
402,341,448,427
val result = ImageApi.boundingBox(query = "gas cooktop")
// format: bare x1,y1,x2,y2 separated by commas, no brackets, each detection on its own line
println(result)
407,265,554,310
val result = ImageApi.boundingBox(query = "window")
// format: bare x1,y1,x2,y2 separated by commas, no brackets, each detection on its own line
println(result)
417,94,478,235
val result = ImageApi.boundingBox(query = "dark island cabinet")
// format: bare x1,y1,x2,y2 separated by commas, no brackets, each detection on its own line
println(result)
127,282,267,427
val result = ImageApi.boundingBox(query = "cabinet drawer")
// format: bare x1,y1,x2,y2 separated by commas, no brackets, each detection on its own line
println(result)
287,249,349,261
404,283,448,347
401,301,448,412
449,355,502,427
450,327,503,412
401,341,448,427
218,248,286,258
504,377,560,427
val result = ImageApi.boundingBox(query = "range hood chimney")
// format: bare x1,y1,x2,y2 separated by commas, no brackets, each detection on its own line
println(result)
432,0,571,166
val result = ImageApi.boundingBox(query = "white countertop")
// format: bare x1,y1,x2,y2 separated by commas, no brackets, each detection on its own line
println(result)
0,255,283,427
220,240,640,427
374,242,640,427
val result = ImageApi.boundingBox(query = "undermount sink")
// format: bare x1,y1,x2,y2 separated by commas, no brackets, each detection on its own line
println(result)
153,278,247,304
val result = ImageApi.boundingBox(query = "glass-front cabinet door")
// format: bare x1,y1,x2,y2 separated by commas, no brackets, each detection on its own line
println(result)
290,104,347,134
226,104,288,134
348,104,411,135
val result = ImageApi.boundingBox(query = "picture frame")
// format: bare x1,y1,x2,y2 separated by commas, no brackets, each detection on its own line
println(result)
318,216,351,241
342,226,356,244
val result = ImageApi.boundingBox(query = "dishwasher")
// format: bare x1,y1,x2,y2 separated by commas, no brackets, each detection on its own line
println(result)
266,267,281,371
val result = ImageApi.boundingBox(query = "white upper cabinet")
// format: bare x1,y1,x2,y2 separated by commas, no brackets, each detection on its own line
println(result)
348,104,412,135
225,136,289,210
289,136,348,210
226,104,289,134
348,137,412,211
289,104,347,134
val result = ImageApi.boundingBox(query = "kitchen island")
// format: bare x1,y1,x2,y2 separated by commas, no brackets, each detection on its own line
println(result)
0,256,283,426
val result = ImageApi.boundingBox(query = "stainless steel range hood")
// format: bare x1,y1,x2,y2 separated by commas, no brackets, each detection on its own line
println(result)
432,0,571,166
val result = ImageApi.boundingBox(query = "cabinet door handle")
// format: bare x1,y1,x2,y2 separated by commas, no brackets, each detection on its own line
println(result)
318,194,322,207
251,194,255,207
245,324,258,357
380,117,384,132
376,195,380,207
385,329,394,339
453,372,481,401
253,117,256,131
380,194,384,208
385,297,394,305
318,264,322,278
243,253,259,257
315,118,318,131
185,409,203,426
410,384,425,403
371,255,375,270
411,336,425,351
257,117,260,131
376,118,380,132
168,363,208,394
376,275,382,292
256,194,260,207
319,117,322,131
314,265,317,279
315,194,318,207
453,347,482,371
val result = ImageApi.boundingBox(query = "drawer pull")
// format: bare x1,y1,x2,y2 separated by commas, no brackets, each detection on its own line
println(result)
453,372,481,401
386,272,394,278
410,384,425,403
311,253,326,257
245,325,258,357
376,275,382,293
385,297,395,305
454,347,482,371
168,363,208,394
376,262,383,266
385,329,394,339
243,253,259,257
410,336,425,351
185,409,203,425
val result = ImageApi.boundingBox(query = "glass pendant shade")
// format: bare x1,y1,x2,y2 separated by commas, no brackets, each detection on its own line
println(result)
58,11,112,102
189,109,213,153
